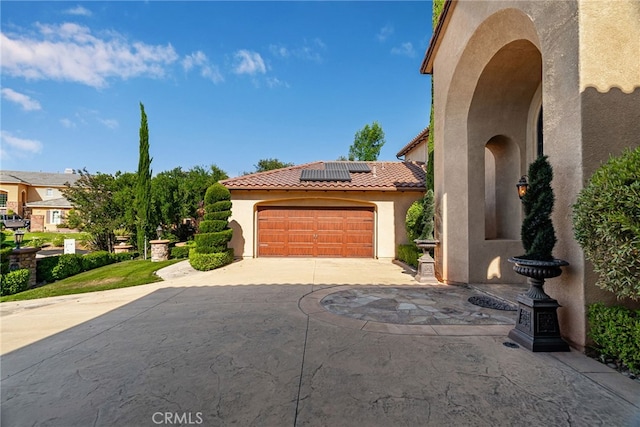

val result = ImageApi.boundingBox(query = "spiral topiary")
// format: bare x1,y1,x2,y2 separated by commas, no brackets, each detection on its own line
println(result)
520,156,557,261
189,183,234,271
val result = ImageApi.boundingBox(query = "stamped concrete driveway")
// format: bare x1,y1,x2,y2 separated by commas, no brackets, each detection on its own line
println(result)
1,258,639,426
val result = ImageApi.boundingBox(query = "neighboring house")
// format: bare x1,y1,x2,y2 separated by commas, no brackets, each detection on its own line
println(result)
0,169,79,232
396,127,429,163
422,0,639,349
221,161,425,259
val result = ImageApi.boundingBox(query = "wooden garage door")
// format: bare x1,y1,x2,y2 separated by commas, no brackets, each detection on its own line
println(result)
258,207,374,257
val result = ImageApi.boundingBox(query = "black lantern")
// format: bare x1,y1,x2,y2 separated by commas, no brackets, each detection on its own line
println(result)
14,229,25,249
156,225,163,240
517,175,529,200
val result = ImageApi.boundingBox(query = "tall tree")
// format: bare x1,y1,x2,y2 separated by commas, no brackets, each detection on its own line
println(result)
135,102,153,253
243,158,294,175
348,121,386,161
62,169,123,251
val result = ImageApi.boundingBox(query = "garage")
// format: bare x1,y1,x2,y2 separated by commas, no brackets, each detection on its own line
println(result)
257,207,374,257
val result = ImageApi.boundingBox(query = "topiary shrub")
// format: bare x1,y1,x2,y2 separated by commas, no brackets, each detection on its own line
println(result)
573,146,640,300
1,269,30,296
405,190,435,242
189,248,234,271
189,183,234,271
520,156,557,261
588,303,640,374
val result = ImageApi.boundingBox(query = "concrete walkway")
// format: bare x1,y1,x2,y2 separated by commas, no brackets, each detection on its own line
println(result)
1,258,639,426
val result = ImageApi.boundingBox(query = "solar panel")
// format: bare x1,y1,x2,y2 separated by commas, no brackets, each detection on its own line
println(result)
325,162,371,173
346,162,371,173
325,162,349,171
300,169,351,182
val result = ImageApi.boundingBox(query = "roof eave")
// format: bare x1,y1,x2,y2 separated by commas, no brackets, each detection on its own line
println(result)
420,0,456,75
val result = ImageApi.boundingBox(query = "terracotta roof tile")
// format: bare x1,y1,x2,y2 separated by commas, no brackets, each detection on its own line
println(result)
221,161,426,192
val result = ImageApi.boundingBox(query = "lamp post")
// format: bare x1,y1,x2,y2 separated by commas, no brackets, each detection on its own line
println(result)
156,225,163,240
14,229,25,249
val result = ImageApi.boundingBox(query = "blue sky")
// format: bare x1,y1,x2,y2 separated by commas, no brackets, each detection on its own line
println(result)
1,1,433,177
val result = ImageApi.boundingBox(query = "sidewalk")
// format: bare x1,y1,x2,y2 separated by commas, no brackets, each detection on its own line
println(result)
1,258,639,426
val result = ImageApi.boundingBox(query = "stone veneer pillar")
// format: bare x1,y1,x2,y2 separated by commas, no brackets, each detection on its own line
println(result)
9,247,40,288
149,240,170,262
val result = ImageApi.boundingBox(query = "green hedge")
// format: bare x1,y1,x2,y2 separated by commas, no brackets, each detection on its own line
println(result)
36,251,139,284
1,247,12,274
588,303,640,374
1,269,30,296
204,211,232,221
170,246,190,259
397,244,421,268
188,248,234,271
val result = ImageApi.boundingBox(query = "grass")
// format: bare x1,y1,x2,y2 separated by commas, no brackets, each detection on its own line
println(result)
1,259,181,302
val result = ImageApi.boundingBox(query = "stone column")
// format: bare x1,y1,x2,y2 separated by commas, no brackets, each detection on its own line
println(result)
149,240,170,262
9,247,40,288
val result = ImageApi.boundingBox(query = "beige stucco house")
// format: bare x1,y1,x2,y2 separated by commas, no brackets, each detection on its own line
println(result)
221,161,425,260
423,0,640,349
0,170,79,231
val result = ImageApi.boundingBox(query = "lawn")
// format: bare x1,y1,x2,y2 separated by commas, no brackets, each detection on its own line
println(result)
1,230,90,249
0,259,180,302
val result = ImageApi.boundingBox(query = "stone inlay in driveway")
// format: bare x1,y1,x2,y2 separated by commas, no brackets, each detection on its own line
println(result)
320,286,517,325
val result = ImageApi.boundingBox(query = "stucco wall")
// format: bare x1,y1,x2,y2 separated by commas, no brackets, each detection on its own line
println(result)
403,140,428,163
227,190,423,260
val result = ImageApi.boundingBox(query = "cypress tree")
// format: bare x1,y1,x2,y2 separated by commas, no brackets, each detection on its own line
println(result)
135,102,153,254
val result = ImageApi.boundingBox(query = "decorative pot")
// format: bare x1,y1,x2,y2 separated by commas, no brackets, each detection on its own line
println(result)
413,239,439,283
507,256,570,352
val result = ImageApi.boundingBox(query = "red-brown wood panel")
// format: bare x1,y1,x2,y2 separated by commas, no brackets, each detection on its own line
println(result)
257,207,374,257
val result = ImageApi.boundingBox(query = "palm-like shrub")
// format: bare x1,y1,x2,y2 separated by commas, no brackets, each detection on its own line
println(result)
573,147,640,300
520,156,557,261
189,183,234,271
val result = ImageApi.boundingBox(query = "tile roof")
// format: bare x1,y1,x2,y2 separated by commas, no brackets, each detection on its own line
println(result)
0,170,79,187
396,127,429,158
221,161,426,192
25,197,73,208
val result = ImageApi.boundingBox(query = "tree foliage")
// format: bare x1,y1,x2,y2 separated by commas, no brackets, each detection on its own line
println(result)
573,146,640,300
135,102,153,253
348,121,385,161
521,156,557,261
243,158,294,175
405,190,435,242
62,169,124,251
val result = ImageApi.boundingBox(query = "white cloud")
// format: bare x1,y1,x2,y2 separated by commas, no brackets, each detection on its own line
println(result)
60,118,76,128
65,5,92,16
377,25,394,42
266,77,290,89
1,88,42,111
99,118,119,129
182,51,224,84
391,42,416,58
1,22,179,88
269,39,326,63
269,44,289,58
0,131,43,158
233,50,266,75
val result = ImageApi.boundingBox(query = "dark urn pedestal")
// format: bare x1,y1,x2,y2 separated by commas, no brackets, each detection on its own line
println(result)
508,257,570,352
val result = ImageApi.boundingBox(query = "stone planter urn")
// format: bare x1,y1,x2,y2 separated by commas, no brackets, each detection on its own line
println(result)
414,239,439,283
508,256,570,352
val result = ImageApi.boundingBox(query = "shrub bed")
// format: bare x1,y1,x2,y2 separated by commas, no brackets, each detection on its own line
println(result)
588,303,640,374
1,269,30,296
170,245,191,259
36,251,140,284
397,244,421,268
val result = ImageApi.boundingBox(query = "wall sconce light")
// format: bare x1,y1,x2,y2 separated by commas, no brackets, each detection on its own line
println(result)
517,175,529,200
156,225,163,240
14,229,25,249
